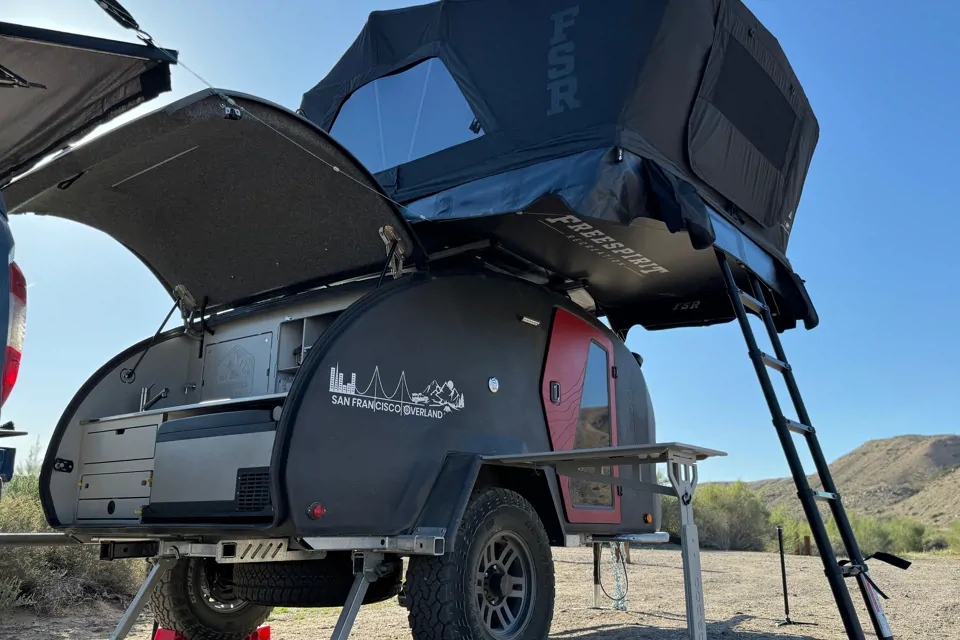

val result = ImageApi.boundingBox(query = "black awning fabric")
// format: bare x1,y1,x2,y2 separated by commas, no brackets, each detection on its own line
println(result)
300,0,819,267
0,22,175,186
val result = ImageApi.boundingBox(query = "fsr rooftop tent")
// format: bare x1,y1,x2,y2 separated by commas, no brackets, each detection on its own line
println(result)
301,0,820,332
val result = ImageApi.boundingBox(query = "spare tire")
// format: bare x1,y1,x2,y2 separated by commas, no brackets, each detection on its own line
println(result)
151,558,272,640
233,552,402,607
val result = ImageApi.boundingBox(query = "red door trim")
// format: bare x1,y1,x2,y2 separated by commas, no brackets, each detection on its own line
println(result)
541,308,620,524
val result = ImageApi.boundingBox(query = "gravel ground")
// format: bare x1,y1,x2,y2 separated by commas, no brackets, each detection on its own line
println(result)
1,548,957,640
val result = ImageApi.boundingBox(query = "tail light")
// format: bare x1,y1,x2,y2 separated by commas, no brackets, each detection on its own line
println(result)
3,262,26,406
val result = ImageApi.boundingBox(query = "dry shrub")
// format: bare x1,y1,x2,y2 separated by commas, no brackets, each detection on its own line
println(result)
692,482,771,551
885,516,926,555
948,521,960,554
655,473,770,551
0,442,143,614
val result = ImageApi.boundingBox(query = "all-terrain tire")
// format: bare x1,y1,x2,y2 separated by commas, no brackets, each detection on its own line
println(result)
405,487,555,640
233,552,403,607
151,558,272,640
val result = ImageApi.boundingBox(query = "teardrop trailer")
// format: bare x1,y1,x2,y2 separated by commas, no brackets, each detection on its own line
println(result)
0,1,907,639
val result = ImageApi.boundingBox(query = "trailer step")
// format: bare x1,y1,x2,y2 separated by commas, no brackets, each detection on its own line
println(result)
813,491,840,502
759,351,790,372
784,419,815,435
738,290,768,315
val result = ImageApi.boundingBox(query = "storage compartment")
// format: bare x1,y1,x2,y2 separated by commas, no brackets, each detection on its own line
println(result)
201,333,274,401
144,410,276,523
79,470,152,500
275,314,339,393
77,497,145,520
82,424,157,464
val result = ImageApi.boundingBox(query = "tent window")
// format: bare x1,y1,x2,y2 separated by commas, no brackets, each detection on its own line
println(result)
711,39,796,171
329,58,483,174
569,341,614,509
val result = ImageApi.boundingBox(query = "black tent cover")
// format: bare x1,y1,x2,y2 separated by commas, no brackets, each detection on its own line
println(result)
300,0,820,330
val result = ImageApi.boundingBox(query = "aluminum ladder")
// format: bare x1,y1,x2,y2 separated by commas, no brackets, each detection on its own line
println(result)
717,251,896,640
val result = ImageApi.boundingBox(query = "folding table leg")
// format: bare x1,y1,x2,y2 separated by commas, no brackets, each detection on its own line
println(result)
669,458,707,640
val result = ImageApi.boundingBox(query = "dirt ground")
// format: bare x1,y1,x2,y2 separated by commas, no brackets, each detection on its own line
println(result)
1,547,957,640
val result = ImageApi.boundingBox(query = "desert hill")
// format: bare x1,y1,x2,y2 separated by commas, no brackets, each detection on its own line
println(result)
745,434,960,525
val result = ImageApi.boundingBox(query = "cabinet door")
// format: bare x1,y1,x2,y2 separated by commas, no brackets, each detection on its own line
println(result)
541,309,620,524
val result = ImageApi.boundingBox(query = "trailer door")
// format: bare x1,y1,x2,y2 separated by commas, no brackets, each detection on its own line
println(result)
542,308,621,524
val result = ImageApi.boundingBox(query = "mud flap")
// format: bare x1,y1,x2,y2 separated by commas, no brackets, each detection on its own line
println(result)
412,453,483,554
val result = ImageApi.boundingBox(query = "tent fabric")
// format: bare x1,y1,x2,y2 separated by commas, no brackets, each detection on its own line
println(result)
300,0,819,269
0,22,174,186
404,147,717,252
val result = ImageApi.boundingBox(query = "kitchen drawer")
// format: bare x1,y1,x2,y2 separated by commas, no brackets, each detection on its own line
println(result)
82,425,157,464
79,471,152,500
76,498,144,520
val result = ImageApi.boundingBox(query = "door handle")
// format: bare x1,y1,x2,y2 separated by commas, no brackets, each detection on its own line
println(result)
549,381,561,404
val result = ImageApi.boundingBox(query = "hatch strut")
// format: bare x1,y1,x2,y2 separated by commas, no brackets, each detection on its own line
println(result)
119,286,193,384
717,251,910,640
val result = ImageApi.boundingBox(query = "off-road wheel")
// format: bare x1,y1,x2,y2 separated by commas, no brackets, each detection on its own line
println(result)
405,487,555,640
233,552,403,607
151,558,272,640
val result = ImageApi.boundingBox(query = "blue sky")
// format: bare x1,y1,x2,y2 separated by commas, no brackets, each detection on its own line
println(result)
3,1,958,481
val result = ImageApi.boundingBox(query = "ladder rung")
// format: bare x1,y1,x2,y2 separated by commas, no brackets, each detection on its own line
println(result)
759,351,790,372
813,491,840,502
738,290,768,315
784,418,815,435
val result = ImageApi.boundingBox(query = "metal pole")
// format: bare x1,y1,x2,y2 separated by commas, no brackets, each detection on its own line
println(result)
110,557,177,640
592,543,602,608
330,552,383,640
777,526,791,624
773,525,817,630
0,532,80,546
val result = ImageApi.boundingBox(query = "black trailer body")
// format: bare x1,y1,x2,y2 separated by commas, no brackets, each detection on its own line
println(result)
280,271,659,542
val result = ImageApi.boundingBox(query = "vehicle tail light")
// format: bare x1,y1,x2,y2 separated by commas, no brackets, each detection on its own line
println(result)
3,262,26,406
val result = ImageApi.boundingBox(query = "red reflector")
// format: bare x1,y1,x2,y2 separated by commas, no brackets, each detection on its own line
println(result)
307,503,326,519
2,346,20,406
4,261,27,406
9,262,26,303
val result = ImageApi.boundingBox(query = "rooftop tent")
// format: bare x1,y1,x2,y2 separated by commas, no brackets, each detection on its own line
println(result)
301,0,820,332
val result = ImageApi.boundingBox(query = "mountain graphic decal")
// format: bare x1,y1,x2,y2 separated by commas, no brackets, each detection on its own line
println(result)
423,380,464,412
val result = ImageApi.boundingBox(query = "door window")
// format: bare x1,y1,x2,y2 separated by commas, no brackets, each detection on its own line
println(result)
569,341,614,508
